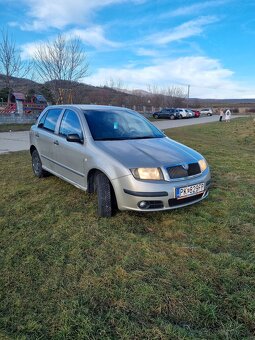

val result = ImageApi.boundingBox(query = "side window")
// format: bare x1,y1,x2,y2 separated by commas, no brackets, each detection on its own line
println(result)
41,109,62,132
59,109,83,139
38,112,47,126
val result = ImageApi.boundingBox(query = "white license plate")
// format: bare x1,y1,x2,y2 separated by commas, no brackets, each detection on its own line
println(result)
176,182,204,199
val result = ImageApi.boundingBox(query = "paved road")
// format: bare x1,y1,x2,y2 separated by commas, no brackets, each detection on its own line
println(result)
153,114,234,129
0,115,244,154
0,131,30,154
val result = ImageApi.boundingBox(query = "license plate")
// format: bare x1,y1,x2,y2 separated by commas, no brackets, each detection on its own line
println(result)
176,182,204,199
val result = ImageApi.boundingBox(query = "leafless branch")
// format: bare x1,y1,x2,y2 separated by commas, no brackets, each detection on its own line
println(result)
33,34,89,102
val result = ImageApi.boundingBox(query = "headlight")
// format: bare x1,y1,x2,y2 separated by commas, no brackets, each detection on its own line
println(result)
131,168,164,180
198,159,208,172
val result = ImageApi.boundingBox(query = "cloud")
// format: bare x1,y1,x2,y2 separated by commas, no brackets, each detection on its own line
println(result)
16,0,138,31
85,56,254,99
136,48,160,57
163,0,230,18
20,41,41,60
20,25,120,60
69,27,121,49
146,16,218,45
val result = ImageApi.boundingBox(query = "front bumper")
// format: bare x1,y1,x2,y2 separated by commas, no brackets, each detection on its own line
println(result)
112,168,211,211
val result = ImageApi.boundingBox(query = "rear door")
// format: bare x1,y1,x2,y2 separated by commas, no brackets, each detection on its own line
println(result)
35,108,63,172
53,109,86,188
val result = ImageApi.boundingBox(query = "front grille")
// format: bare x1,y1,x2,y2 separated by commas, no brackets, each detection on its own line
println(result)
168,192,204,207
167,162,201,179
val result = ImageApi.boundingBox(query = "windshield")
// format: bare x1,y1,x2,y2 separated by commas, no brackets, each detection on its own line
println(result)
83,109,165,141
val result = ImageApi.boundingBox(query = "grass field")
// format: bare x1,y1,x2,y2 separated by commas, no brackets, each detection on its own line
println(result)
0,124,32,133
0,118,254,339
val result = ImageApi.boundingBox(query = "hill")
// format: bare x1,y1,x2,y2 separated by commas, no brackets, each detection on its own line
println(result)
0,74,255,109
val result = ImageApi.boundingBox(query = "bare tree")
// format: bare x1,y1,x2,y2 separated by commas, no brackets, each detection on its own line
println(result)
33,34,89,103
164,86,186,107
146,84,165,108
146,84,186,108
104,77,125,91
0,29,30,103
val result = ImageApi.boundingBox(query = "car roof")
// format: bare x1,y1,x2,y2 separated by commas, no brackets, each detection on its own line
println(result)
45,104,130,111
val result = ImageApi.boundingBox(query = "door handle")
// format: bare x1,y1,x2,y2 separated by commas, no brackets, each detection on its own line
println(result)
54,140,59,145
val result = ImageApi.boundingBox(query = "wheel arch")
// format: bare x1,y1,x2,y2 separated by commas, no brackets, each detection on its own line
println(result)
30,145,37,155
88,169,117,215
87,168,115,195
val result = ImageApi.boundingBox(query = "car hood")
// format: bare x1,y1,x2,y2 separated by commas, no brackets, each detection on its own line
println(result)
95,137,203,168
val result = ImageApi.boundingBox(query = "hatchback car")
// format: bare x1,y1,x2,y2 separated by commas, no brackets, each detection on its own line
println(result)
153,108,180,120
175,108,190,118
185,109,195,118
200,108,213,116
30,105,211,217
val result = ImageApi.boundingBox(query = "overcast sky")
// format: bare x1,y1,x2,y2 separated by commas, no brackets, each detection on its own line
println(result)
2,0,255,98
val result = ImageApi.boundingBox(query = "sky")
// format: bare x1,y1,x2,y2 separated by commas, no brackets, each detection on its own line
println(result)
1,0,255,99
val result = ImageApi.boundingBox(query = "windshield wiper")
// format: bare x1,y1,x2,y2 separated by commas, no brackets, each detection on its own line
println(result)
95,136,163,141
95,137,128,141
129,136,162,139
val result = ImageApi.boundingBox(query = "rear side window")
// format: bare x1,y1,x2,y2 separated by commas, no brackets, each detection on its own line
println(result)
40,108,62,132
59,109,83,139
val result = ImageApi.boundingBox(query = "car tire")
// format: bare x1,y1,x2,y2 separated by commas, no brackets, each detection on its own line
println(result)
95,172,114,217
153,114,159,119
32,149,48,178
170,115,175,120
179,114,183,119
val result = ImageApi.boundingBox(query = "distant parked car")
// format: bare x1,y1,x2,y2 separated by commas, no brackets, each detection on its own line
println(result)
200,108,213,116
176,108,190,118
192,110,201,118
153,108,180,120
185,109,195,118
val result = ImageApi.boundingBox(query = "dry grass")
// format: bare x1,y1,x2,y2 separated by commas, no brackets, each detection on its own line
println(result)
0,117,254,339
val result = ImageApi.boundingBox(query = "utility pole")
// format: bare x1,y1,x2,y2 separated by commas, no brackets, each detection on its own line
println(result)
187,84,190,108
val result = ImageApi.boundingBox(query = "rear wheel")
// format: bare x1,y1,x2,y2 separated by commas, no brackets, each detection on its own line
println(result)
179,114,183,119
95,172,114,217
32,149,48,178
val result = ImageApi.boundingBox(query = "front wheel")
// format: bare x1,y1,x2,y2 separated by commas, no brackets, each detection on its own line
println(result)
95,172,114,217
179,114,183,119
32,149,48,178
153,114,159,119
169,115,175,120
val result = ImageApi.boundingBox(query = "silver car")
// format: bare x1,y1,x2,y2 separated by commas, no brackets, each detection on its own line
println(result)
30,105,211,217
200,108,213,116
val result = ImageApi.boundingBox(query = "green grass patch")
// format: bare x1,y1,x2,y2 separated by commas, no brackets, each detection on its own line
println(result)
0,118,255,338
0,124,32,132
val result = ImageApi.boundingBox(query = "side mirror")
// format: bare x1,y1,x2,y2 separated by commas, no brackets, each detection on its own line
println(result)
38,123,44,128
66,133,83,144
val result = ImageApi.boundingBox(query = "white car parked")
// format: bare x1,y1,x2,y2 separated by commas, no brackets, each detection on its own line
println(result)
185,109,195,118
200,108,213,116
176,108,190,118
